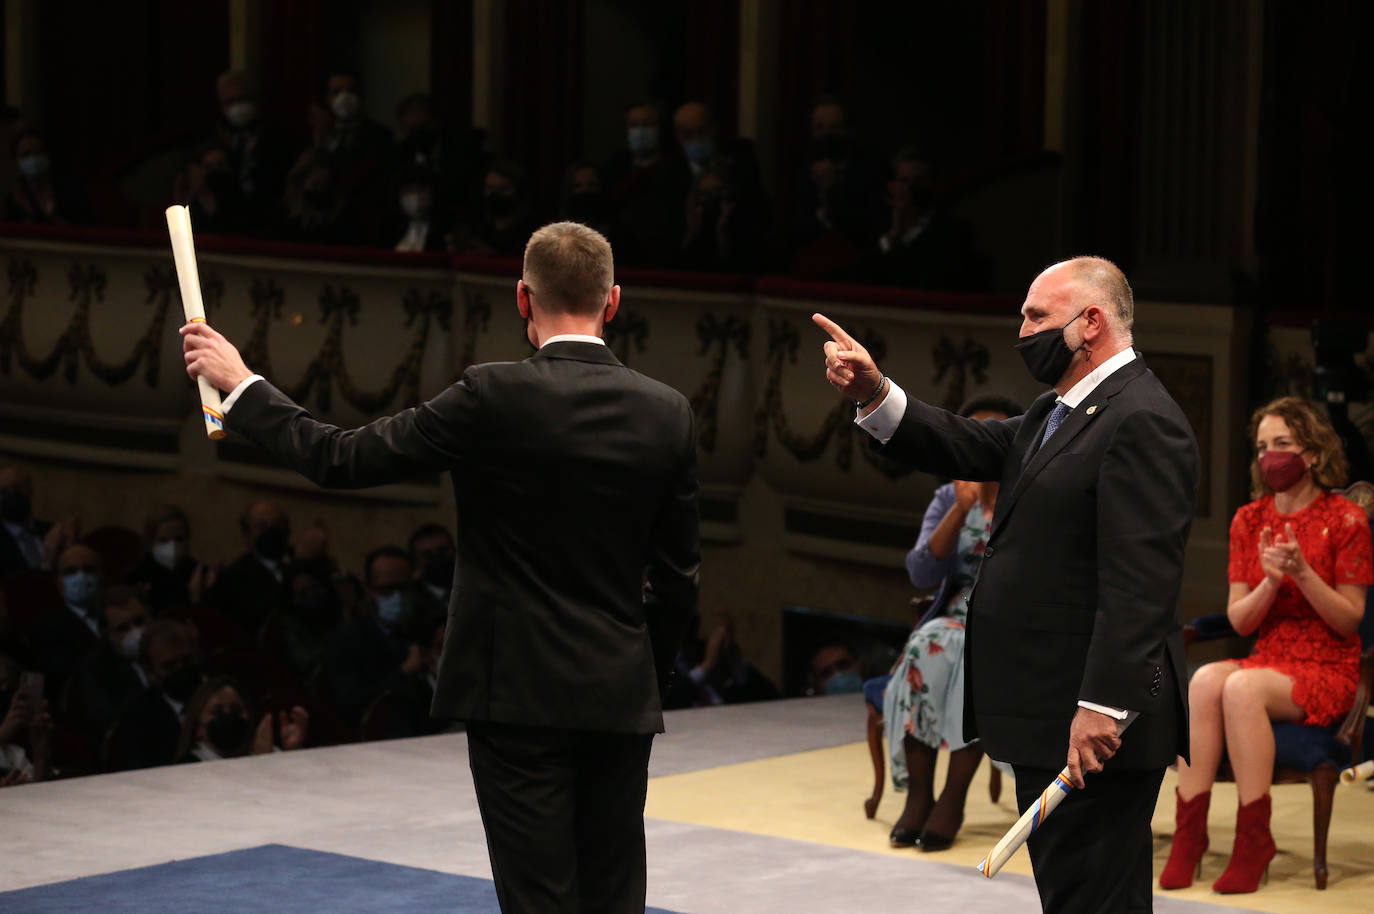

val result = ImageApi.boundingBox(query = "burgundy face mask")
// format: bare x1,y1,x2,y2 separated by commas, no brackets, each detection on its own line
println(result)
1258,449,1309,492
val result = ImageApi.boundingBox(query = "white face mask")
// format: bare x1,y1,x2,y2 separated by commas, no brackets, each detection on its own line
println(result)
400,191,432,219
18,155,49,178
330,91,361,121
119,626,144,661
151,540,184,571
225,100,257,129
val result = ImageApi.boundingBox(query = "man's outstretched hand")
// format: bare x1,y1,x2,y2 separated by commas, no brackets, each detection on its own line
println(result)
813,313,883,405
181,321,252,392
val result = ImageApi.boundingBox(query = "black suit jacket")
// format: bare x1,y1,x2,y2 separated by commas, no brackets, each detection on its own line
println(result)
0,518,50,580
226,341,700,735
881,356,1198,770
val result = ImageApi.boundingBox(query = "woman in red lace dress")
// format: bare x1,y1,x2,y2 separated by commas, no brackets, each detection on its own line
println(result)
1160,397,1371,894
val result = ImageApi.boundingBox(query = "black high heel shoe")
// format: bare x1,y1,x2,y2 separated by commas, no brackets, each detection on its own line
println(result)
889,825,921,848
914,830,955,852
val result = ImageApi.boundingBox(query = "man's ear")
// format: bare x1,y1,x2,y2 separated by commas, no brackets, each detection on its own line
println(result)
515,279,531,320
603,284,621,324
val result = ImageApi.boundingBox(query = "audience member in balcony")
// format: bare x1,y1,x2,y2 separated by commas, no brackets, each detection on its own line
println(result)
382,165,449,253
281,150,355,245
263,557,343,681
175,142,253,235
886,394,1021,852
393,92,487,217
107,618,201,770
1,465,76,580
174,676,308,763
208,500,292,635
789,95,883,277
677,164,765,274
869,147,977,290
558,162,615,238
672,102,765,201
1161,396,1371,894
125,505,210,617
447,161,535,257
1,128,87,225
66,586,151,737
409,523,456,616
211,70,289,231
0,654,52,787
27,543,105,695
602,99,690,267
663,607,778,709
310,68,393,232
323,546,422,724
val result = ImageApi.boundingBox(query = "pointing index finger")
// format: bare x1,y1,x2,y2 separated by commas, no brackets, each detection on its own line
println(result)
811,313,854,349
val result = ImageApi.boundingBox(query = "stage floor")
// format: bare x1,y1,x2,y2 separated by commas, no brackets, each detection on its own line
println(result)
3,695,1369,912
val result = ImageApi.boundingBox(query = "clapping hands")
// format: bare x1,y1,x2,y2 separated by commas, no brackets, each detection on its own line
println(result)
1259,524,1308,585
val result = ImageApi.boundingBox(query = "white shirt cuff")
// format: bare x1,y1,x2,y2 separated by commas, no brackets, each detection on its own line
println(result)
1077,700,1130,720
854,380,908,445
220,374,265,414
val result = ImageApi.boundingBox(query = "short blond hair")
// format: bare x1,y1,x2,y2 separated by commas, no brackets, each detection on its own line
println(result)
522,222,614,315
1064,255,1134,331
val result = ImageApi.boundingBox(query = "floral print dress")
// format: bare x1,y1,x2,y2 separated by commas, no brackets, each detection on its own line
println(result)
883,503,990,789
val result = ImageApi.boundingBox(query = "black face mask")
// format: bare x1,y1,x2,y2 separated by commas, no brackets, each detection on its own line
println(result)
0,688,13,715
303,188,333,209
161,664,202,703
206,711,250,756
1015,309,1086,385
204,170,236,196
0,489,31,525
484,193,517,218
293,589,336,626
254,526,291,561
422,554,455,590
566,192,605,223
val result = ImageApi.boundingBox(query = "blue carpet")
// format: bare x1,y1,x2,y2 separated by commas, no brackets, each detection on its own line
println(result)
0,844,685,913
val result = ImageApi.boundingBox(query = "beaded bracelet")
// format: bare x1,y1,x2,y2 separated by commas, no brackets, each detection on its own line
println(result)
856,374,887,409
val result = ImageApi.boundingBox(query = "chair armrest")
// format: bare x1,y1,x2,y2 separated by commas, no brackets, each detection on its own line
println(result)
1335,647,1374,761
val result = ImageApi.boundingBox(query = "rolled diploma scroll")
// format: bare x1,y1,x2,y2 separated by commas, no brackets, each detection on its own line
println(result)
977,712,1138,878
165,205,226,440
1340,759,1374,785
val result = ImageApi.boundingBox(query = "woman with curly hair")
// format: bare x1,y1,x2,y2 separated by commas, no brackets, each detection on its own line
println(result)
1160,397,1371,894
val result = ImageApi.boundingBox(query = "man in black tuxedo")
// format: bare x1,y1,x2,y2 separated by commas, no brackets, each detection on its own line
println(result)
817,257,1198,913
182,220,700,913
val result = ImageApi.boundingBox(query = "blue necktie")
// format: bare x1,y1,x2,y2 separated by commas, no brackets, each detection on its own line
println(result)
1040,401,1071,447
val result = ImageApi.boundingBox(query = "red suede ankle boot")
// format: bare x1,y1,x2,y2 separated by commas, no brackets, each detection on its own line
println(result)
1158,789,1210,889
1212,794,1276,894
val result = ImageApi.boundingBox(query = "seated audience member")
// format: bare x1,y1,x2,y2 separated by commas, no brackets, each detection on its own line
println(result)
808,643,863,696
209,500,292,635
1,465,76,579
176,141,253,235
886,394,1021,851
107,618,202,770
210,69,289,231
393,92,487,216
266,557,343,680
663,607,778,709
126,505,208,616
1162,397,1371,894
602,100,691,267
558,161,615,237
175,677,307,763
672,102,765,197
67,586,151,735
1,128,87,225
448,160,535,257
678,164,765,274
382,165,449,252
304,68,392,237
408,523,455,614
869,147,976,289
27,543,106,694
281,150,355,245
323,546,422,723
365,605,450,739
789,95,884,275
0,654,52,787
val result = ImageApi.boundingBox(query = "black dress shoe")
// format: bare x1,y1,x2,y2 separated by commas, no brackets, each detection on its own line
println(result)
915,830,955,852
889,825,920,847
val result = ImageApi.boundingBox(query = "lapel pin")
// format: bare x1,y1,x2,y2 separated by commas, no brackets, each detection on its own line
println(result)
1086,405,1098,415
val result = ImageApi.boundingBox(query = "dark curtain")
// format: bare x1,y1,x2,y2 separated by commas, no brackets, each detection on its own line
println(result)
502,0,582,216
980,1,1047,161
259,0,325,150
776,0,856,170
431,0,475,129
684,0,740,134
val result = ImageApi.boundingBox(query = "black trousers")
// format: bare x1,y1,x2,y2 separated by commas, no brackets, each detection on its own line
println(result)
466,721,655,914
1012,764,1166,914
